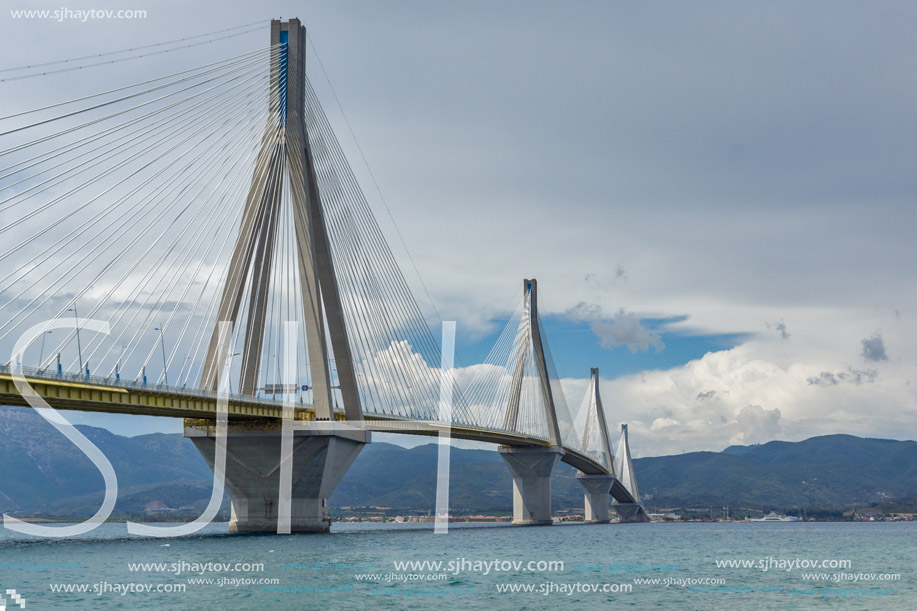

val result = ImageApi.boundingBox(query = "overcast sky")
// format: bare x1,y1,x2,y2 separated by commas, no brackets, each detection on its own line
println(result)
2,0,915,456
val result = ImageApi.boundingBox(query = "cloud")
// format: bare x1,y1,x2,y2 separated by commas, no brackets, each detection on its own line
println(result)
807,368,878,387
861,332,888,362
776,322,790,340
583,264,627,289
614,264,627,282
735,404,782,444
650,417,680,431
567,303,602,320
807,371,839,386
767,319,790,340
597,339,916,456
566,302,663,353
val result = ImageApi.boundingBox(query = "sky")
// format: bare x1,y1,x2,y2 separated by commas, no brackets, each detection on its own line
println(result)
1,0,915,457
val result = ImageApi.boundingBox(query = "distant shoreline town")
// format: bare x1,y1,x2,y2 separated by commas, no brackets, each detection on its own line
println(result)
4,508,915,525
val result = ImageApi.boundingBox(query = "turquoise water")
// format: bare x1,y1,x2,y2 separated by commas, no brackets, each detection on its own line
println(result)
1,521,914,609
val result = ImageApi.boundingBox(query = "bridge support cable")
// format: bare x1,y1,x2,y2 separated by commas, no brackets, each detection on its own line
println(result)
304,85,439,418
0,22,265,84
0,41,290,389
460,301,525,431
0,50,281,245
463,279,568,444
2,79,284,377
0,47,279,139
0,70,274,296
572,368,615,471
0,50,279,192
82,89,288,377
302,78,472,424
0,47,281,162
536,313,578,449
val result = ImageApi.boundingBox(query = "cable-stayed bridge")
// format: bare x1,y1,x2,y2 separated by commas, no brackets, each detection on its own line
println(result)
0,19,647,532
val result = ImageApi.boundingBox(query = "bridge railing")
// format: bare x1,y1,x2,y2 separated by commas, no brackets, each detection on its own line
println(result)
0,362,306,408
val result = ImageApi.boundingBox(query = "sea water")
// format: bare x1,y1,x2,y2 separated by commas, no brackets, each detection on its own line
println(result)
0,521,914,609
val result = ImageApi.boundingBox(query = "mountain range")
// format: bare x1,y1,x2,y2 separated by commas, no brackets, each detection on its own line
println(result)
1,406,915,517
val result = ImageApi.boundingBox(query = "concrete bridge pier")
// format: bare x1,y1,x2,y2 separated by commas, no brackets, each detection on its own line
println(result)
614,503,650,523
499,446,563,525
185,422,369,532
576,473,613,523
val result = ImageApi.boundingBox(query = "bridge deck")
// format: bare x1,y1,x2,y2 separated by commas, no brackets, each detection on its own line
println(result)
0,370,638,503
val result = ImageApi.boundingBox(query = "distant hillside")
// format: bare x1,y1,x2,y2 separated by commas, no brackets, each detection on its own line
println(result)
333,442,585,511
637,435,917,509
0,406,214,515
1,406,916,516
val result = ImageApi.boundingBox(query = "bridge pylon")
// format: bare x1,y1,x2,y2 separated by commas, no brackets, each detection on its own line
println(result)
575,368,614,523
612,423,649,523
498,279,564,525
197,18,360,421
186,18,368,533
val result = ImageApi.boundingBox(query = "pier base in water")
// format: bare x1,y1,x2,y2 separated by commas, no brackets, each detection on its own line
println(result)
614,502,650,523
186,422,368,533
577,473,613,523
499,446,563,525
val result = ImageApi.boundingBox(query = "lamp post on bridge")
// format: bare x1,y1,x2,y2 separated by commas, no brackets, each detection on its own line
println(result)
154,326,168,386
181,355,192,388
67,305,83,375
38,330,52,370
272,353,278,400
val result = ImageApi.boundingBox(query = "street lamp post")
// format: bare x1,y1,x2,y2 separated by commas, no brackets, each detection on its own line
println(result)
38,330,52,370
181,355,191,388
154,326,168,386
68,305,83,374
272,353,278,400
